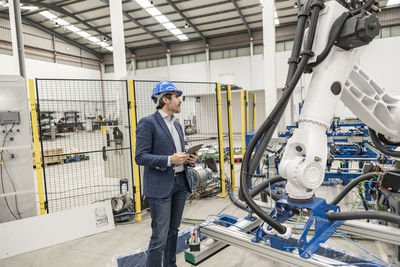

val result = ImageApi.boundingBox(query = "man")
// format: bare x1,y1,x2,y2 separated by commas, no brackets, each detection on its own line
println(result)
135,80,198,267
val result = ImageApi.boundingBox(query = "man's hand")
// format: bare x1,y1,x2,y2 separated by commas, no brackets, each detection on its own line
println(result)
186,151,198,164
170,152,189,165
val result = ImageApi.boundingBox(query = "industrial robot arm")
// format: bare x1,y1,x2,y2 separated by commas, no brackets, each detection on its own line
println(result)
240,0,400,237
279,0,400,202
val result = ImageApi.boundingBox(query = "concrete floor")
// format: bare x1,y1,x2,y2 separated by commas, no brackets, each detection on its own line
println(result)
0,188,398,267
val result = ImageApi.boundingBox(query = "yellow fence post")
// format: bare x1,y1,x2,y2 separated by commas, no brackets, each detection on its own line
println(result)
216,83,226,197
29,79,46,215
128,80,142,221
226,85,235,191
253,93,256,130
245,90,249,132
241,89,246,159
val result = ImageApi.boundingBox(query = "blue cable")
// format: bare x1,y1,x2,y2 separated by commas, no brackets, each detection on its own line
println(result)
312,256,384,267
335,232,386,264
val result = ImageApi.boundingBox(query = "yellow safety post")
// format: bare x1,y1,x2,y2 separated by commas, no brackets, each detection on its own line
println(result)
29,79,45,215
128,80,142,221
241,89,246,159
253,93,256,129
246,90,249,132
226,85,235,191
216,83,226,197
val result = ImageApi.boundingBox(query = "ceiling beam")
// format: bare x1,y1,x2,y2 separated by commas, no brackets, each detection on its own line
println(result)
20,0,135,54
164,0,208,45
0,12,103,59
231,0,252,39
100,0,169,49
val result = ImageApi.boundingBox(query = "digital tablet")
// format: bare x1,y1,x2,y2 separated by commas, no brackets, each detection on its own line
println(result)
186,144,203,155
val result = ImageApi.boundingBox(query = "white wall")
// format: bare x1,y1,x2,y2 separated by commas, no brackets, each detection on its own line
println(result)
0,54,102,80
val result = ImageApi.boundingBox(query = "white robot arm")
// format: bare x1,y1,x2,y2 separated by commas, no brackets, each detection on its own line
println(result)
279,0,400,202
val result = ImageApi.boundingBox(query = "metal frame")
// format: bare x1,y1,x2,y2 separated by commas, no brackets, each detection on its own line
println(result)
165,0,208,45
226,85,236,191
128,80,142,221
231,0,253,39
216,83,226,197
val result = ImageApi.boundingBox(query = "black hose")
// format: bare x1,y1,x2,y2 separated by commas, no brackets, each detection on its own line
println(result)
327,211,400,226
240,1,322,235
378,133,400,146
329,172,381,205
370,128,400,158
349,0,376,15
249,176,285,198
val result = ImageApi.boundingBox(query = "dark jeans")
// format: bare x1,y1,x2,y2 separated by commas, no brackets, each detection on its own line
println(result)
146,174,188,267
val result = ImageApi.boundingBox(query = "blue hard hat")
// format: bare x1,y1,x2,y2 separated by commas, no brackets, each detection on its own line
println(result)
151,80,182,100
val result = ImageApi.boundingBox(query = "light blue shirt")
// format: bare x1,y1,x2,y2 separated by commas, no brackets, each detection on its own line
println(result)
158,110,184,172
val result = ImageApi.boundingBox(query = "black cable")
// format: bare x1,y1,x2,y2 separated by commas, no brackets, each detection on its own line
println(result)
306,0,376,72
329,172,381,205
327,211,400,226
369,128,400,158
358,183,369,211
0,165,18,220
378,133,400,146
240,0,322,235
249,176,285,198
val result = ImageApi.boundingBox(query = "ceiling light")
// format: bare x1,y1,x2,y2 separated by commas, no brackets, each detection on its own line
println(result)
136,0,153,9
274,8,279,25
146,6,161,16
76,31,91,38
21,5,38,11
162,22,176,30
88,36,101,43
99,41,109,48
65,25,81,32
170,28,183,35
39,10,57,20
176,34,188,41
154,15,169,23
184,22,189,28
387,0,400,6
54,18,69,26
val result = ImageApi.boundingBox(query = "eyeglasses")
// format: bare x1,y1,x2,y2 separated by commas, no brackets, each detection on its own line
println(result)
170,91,179,96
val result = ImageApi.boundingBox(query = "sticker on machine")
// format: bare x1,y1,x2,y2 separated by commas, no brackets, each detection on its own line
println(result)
94,207,109,227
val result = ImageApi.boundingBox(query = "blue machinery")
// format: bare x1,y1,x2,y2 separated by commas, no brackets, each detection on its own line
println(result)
184,120,400,266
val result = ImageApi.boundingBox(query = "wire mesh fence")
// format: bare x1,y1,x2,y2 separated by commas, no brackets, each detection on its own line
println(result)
35,79,134,213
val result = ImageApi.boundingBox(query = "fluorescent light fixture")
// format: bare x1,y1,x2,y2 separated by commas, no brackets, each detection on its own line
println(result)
99,41,109,48
170,28,183,35
136,0,153,9
176,34,189,41
154,15,169,23
65,25,81,32
54,18,69,26
274,8,279,25
77,31,92,38
105,46,113,52
162,22,176,30
21,5,38,11
39,10,57,20
87,36,101,43
146,6,161,16
387,0,400,6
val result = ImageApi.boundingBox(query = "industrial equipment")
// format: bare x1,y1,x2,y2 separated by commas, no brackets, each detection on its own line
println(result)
195,1,400,265
0,75,37,223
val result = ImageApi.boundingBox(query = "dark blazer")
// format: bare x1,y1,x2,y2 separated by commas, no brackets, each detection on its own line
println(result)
135,111,192,198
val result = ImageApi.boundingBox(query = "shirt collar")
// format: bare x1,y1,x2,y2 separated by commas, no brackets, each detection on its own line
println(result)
158,109,175,123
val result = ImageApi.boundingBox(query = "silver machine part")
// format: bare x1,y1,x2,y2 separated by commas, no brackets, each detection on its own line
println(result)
190,166,212,190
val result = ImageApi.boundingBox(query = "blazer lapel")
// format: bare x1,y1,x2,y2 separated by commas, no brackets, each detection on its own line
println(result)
154,111,175,148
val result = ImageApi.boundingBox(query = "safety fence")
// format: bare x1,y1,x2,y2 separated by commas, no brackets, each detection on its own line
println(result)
33,79,133,213
30,79,256,217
